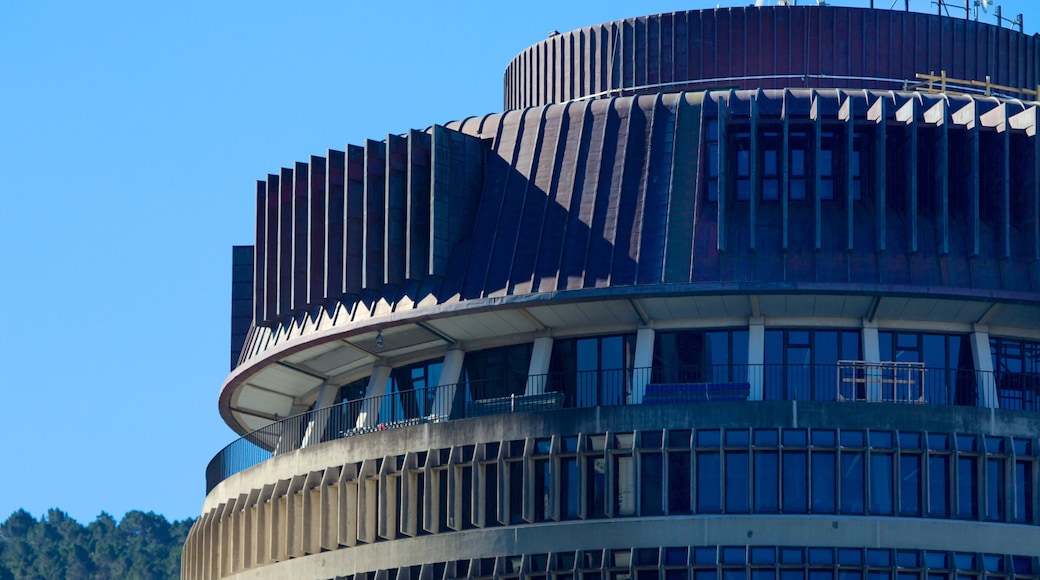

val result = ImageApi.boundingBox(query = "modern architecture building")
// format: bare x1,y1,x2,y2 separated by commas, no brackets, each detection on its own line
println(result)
185,3,1040,579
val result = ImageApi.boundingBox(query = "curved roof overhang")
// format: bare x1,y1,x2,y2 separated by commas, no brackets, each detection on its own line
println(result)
220,283,1040,436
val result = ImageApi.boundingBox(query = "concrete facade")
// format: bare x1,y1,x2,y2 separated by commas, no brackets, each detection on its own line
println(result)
187,5,1040,580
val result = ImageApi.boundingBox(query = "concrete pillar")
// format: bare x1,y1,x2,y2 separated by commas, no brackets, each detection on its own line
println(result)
748,319,765,400
862,320,881,401
525,336,554,395
630,328,655,404
970,325,998,408
355,365,392,429
301,381,335,448
431,349,465,419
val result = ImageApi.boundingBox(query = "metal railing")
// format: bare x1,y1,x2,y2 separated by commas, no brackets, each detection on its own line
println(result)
205,364,1040,493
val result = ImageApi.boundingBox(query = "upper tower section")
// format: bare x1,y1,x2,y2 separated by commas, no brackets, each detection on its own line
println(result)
504,5,1040,109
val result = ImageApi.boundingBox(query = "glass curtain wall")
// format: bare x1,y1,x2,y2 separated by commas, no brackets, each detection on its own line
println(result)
385,359,443,422
763,330,860,401
550,335,635,408
878,332,974,405
652,329,749,386
990,337,1040,411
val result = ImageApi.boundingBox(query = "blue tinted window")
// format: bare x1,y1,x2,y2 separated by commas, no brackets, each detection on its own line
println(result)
812,451,836,512
783,451,808,513
899,455,921,516
928,456,949,517
726,451,750,513
957,456,978,518
779,548,804,565
755,451,779,513
870,453,894,515
697,452,721,513
986,458,1005,521
841,451,865,514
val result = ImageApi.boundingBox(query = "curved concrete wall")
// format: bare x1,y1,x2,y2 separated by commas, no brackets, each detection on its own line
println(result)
504,7,1040,109
185,402,1040,579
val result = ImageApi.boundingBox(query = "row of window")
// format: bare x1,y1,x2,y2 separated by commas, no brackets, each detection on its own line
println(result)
330,546,1039,580
330,331,1040,412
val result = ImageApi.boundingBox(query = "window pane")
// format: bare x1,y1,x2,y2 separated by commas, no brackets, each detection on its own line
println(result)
697,452,721,513
1015,460,1033,523
562,457,579,520
812,451,836,513
726,451,750,513
587,456,606,518
841,451,865,514
641,453,664,516
987,457,1004,521
899,454,921,516
929,455,949,517
783,451,808,513
870,453,894,515
957,456,977,518
669,452,692,513
755,451,779,513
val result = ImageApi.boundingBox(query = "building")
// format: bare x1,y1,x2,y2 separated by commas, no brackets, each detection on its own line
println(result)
185,4,1040,579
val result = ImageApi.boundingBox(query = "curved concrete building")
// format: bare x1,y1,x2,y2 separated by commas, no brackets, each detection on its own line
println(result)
186,4,1040,580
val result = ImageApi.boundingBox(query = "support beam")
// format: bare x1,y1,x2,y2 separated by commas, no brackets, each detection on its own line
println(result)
525,337,554,395
432,349,465,419
356,365,392,428
631,328,655,404
970,326,998,408
748,320,765,401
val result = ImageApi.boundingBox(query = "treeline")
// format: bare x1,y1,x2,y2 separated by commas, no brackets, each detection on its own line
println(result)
0,508,194,580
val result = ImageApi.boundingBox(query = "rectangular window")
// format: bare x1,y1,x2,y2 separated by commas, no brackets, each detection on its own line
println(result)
957,456,978,518
641,453,664,516
586,456,606,518
870,453,894,515
561,457,579,520
812,451,836,513
841,451,865,514
755,451,779,512
726,451,750,513
615,455,635,517
1015,460,1033,523
668,452,692,513
783,450,808,513
986,457,1005,521
697,451,721,513
928,455,949,517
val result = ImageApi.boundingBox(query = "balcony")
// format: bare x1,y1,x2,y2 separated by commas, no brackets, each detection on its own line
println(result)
205,364,1040,493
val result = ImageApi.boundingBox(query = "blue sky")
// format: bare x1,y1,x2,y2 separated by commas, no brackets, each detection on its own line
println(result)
0,0,1036,525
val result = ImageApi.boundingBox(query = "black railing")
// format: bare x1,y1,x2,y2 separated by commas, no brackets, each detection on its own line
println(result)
205,364,1040,493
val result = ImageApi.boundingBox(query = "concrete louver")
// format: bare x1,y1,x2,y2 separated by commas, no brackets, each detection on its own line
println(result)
252,126,486,328
239,89,1040,368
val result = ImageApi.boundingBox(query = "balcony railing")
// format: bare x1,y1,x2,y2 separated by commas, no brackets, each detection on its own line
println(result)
205,364,1040,493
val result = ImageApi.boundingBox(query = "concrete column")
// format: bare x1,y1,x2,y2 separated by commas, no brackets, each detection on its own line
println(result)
431,349,465,419
630,328,655,404
355,365,392,429
525,336,554,395
301,381,335,448
970,325,998,408
862,320,881,401
748,319,765,400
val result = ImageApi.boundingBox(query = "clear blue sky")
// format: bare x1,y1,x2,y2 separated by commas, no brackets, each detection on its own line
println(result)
1,0,1037,525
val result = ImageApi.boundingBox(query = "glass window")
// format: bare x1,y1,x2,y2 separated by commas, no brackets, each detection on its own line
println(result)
587,456,606,518
1014,459,1033,523
725,451,750,513
928,455,949,517
561,457,579,520
870,452,894,515
986,457,1005,521
841,451,866,514
641,453,664,516
812,450,836,513
755,450,779,512
783,450,809,513
669,452,692,514
899,454,922,516
956,456,978,519
697,451,722,513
